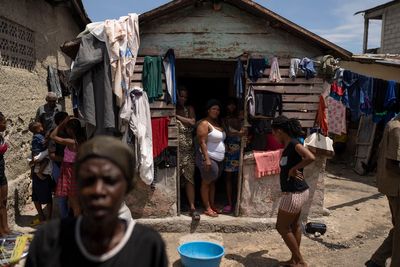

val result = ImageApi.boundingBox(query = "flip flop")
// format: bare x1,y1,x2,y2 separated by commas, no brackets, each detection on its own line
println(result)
222,205,233,214
204,209,218,217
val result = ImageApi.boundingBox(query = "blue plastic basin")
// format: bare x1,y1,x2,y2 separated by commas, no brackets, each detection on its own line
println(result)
177,241,225,267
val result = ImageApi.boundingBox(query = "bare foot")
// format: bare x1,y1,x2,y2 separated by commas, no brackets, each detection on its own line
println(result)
279,259,295,266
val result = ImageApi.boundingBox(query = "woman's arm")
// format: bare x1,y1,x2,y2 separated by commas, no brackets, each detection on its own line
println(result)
197,120,211,169
50,118,75,147
176,106,196,126
289,144,316,178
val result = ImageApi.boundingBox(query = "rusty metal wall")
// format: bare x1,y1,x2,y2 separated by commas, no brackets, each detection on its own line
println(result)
139,2,324,59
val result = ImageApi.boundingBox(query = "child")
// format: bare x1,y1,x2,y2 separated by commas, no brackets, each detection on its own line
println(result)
28,122,51,179
28,122,53,224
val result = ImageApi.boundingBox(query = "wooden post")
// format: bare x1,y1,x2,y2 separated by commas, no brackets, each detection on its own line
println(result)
234,55,250,217
363,18,369,53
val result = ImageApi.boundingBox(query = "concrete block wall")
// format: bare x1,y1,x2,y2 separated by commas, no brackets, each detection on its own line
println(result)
382,3,400,54
0,0,81,222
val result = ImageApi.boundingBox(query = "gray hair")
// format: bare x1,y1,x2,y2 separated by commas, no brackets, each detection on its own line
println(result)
46,92,58,101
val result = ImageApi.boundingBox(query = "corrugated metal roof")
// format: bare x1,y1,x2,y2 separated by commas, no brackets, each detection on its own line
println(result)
139,0,352,59
351,54,400,67
354,0,400,15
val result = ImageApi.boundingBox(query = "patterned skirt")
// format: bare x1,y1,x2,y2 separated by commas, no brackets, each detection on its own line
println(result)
55,162,78,197
178,122,195,185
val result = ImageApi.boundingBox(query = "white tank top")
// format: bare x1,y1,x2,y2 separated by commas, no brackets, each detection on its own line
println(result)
207,123,226,162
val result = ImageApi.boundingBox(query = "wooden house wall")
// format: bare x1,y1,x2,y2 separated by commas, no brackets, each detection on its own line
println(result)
139,3,324,60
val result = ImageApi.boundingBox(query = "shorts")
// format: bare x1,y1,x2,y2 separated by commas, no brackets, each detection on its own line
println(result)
196,153,223,182
279,189,309,214
32,173,53,204
0,157,7,186
224,136,241,172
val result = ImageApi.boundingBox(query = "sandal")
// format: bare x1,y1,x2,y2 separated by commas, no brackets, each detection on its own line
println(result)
29,218,42,227
204,209,218,217
222,205,233,214
189,209,201,221
211,206,220,214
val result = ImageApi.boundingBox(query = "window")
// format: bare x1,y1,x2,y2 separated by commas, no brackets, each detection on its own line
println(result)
0,16,35,70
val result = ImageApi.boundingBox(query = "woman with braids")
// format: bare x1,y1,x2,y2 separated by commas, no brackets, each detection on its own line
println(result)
271,116,315,267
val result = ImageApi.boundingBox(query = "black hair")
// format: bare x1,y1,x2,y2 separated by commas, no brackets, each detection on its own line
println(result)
65,119,86,145
28,122,42,134
54,112,69,125
178,85,188,94
271,116,304,138
206,99,222,111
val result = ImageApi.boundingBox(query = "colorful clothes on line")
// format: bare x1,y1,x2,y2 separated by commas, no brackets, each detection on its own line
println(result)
247,58,268,82
151,117,169,158
269,57,282,83
163,49,177,105
254,149,283,178
143,56,163,103
327,96,346,135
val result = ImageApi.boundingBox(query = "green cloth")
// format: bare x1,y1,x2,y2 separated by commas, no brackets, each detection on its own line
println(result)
143,56,163,103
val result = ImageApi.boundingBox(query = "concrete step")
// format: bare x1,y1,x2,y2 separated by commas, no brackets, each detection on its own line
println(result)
137,214,277,233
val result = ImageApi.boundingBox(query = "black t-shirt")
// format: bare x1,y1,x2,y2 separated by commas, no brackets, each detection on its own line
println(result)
25,218,168,267
279,139,309,192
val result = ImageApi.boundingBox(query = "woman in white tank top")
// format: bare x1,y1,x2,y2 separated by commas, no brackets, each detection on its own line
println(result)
196,99,226,217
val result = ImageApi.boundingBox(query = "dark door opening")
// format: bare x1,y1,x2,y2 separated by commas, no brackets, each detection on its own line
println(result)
176,60,239,217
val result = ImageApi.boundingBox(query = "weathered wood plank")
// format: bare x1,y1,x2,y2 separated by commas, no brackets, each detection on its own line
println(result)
249,78,324,85
168,139,178,147
282,112,316,120
132,73,166,82
299,120,315,128
151,109,176,118
168,126,178,139
149,101,175,109
253,85,323,94
131,83,167,90
169,117,177,126
283,95,319,103
134,65,143,72
283,103,319,111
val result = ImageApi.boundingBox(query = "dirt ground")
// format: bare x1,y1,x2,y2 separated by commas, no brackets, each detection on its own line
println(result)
161,161,393,267
14,161,393,267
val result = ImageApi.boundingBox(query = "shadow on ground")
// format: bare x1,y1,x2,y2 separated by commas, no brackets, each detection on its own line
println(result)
172,250,279,267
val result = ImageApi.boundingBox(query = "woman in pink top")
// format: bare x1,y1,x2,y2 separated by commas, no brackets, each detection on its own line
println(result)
50,117,86,216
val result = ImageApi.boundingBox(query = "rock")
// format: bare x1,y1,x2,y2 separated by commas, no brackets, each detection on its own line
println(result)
356,234,363,239
314,232,321,238
355,207,360,211
323,208,331,216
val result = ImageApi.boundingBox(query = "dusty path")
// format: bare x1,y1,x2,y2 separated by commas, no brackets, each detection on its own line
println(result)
162,162,392,266
14,162,392,266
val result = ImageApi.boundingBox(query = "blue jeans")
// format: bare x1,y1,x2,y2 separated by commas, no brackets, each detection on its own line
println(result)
57,197,69,219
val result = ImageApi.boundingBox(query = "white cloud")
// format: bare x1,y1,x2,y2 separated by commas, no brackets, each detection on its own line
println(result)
311,0,388,53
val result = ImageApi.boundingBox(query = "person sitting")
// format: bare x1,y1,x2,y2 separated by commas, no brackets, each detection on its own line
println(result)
25,136,168,267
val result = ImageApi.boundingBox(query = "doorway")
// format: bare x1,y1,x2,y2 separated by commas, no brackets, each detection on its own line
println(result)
176,59,240,216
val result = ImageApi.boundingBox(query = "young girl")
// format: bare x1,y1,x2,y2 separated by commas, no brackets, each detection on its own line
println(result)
50,117,86,216
271,116,315,267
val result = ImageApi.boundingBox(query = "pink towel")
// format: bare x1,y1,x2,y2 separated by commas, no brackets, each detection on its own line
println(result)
253,149,283,178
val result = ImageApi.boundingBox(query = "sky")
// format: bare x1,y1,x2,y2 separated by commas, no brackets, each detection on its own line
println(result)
82,0,390,54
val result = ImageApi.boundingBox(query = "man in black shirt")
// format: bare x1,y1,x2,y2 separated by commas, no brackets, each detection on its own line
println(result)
25,136,168,267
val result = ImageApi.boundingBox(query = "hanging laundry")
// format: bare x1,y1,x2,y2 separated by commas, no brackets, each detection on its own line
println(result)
58,69,72,97
104,14,140,107
151,117,170,158
333,68,344,87
269,57,282,83
316,95,328,136
289,58,301,80
342,70,361,121
359,75,374,116
319,55,338,82
253,149,283,178
247,58,268,82
299,57,316,80
255,92,282,117
234,59,244,98
373,78,388,123
47,66,62,99
163,49,177,105
329,81,344,101
143,56,163,103
246,85,255,117
120,87,154,185
327,96,346,135
70,34,116,137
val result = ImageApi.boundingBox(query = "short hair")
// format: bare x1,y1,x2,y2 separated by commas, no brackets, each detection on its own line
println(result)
54,112,69,125
29,122,42,133
46,92,58,101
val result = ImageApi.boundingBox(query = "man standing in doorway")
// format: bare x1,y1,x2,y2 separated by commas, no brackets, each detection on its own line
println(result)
366,115,400,267
35,92,62,134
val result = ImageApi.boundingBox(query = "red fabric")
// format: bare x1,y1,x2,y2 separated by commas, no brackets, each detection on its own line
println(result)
331,82,344,96
253,149,283,178
151,117,170,157
316,95,328,135
55,162,77,197
0,142,8,155
266,133,284,151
